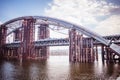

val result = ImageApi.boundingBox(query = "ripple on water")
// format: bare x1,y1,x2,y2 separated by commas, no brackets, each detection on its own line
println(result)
0,56,120,80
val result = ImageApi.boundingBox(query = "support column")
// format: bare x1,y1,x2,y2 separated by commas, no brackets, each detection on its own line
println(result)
95,45,98,61
13,29,21,41
84,39,88,63
91,38,94,62
22,18,36,60
109,49,113,63
82,38,85,62
106,46,109,63
76,34,83,62
69,28,77,62
80,34,83,62
83,38,94,63
101,45,105,63
37,24,49,59
13,29,22,60
0,25,7,59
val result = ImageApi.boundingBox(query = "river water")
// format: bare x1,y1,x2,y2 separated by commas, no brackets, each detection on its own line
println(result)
0,55,120,80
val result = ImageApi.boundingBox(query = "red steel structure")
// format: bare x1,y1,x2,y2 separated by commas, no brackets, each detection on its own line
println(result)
0,16,120,63
21,19,35,60
36,24,49,59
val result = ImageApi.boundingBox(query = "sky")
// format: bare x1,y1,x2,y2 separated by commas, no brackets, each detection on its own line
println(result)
0,0,120,36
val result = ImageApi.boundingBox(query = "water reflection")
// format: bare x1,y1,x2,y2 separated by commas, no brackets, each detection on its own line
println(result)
69,63,92,80
47,56,69,80
29,61,48,80
0,61,15,80
0,55,120,80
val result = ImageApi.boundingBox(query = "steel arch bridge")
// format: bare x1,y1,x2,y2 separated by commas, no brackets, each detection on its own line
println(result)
0,16,120,62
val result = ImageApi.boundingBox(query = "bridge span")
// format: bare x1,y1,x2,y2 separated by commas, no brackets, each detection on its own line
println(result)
5,35,120,47
0,16,120,63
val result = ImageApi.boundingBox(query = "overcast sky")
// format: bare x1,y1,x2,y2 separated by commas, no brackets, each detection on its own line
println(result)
0,0,120,36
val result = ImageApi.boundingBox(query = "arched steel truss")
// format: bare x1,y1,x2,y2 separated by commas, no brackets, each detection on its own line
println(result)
1,16,120,55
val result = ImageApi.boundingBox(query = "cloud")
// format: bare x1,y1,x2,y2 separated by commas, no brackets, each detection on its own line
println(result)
45,0,97,27
94,15,120,36
45,0,120,36
109,7,120,15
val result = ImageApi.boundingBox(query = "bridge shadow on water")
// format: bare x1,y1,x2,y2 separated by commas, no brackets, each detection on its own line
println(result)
0,54,120,80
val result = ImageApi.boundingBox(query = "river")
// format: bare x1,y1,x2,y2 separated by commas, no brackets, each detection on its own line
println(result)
0,54,120,80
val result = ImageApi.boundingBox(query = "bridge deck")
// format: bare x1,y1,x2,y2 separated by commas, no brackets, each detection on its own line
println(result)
5,35,120,47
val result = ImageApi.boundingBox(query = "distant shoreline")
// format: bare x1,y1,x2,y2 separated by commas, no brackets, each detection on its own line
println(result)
50,49,68,56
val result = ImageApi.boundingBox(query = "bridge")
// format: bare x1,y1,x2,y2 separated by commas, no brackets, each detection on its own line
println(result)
5,35,120,47
0,16,120,63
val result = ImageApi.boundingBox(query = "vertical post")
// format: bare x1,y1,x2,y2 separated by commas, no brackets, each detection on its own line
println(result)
22,18,36,60
19,28,23,60
13,29,21,41
91,38,94,62
95,45,98,61
85,39,87,63
119,56,120,63
69,28,77,62
106,46,109,63
13,29,22,59
109,49,113,63
0,25,7,59
37,24,49,59
82,38,85,62
77,34,82,62
76,34,79,61
80,34,83,62
69,29,72,62
76,34,82,62
86,38,91,63
101,45,104,63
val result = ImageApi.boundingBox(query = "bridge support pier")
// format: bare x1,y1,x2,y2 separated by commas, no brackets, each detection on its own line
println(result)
35,46,49,59
82,38,95,62
13,29,22,41
34,24,50,60
0,26,7,59
101,45,105,63
94,45,98,61
69,29,95,62
21,19,36,60
101,45,120,63
69,28,77,62
3,47,18,60
12,29,22,60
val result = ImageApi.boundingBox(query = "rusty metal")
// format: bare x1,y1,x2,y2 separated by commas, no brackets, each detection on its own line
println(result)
36,24,49,59
0,25,7,59
2,16,120,54
0,16,120,63
13,29,21,41
69,28,76,62
95,45,98,61
21,19,36,60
